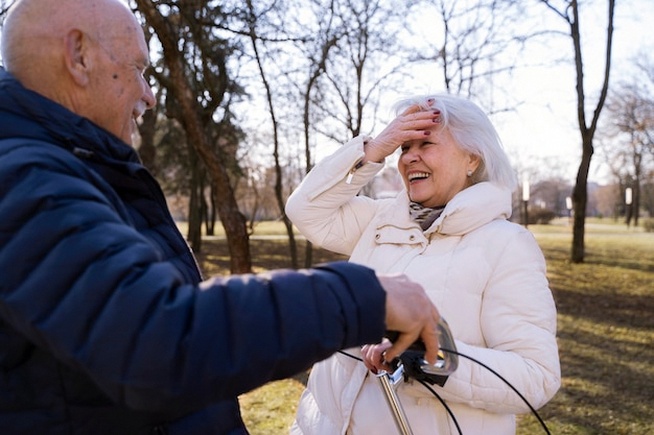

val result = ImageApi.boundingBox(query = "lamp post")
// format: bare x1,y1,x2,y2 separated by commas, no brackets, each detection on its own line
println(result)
522,177,530,228
625,187,633,228
566,196,573,225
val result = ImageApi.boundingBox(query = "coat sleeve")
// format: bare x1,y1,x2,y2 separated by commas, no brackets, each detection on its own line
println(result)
285,136,384,256
0,144,387,413
437,228,561,413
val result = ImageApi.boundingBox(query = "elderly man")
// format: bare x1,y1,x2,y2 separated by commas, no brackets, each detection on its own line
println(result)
0,0,440,433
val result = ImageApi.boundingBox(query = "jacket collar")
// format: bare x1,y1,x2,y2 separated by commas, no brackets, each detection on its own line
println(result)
0,67,140,165
379,182,512,236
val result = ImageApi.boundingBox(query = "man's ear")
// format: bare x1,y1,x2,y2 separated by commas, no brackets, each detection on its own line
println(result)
63,29,91,86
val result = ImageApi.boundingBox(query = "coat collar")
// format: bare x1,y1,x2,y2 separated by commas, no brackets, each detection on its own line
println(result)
0,67,140,165
378,182,512,237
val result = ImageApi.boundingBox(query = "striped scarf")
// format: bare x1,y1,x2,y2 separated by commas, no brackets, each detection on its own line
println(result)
409,202,445,231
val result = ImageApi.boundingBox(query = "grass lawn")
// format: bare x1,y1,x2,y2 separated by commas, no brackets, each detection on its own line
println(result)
188,218,654,434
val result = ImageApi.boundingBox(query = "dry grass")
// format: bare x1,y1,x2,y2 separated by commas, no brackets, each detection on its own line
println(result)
188,218,654,434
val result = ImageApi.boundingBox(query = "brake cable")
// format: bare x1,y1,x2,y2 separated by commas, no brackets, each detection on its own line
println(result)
440,347,551,435
337,344,551,435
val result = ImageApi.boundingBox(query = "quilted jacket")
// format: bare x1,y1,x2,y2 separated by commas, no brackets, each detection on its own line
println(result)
286,136,561,434
0,68,387,434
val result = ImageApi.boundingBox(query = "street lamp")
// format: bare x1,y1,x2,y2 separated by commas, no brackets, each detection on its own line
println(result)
522,177,530,227
566,196,572,225
625,187,633,228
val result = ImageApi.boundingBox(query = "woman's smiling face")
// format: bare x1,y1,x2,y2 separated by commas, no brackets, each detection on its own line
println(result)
398,125,479,207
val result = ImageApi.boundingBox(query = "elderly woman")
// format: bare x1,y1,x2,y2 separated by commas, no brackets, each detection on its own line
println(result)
285,94,561,435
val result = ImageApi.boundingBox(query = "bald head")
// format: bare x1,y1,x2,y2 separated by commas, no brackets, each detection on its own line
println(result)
1,0,155,145
2,0,136,75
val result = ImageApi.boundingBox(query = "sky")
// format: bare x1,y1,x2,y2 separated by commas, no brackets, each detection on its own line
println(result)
400,0,654,185
1,0,651,186
502,1,654,185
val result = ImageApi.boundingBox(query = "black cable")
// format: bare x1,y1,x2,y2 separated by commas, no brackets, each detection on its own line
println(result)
338,350,362,361
339,349,551,435
416,379,463,435
339,351,461,433
440,348,551,435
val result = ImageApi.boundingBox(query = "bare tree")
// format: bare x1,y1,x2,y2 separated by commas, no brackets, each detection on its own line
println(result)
237,0,304,268
421,0,529,107
0,2,10,20
540,0,615,263
600,69,654,226
317,0,411,141
133,0,253,273
0,0,12,50
289,0,342,267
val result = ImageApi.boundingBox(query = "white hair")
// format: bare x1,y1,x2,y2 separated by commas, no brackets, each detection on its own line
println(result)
394,94,517,191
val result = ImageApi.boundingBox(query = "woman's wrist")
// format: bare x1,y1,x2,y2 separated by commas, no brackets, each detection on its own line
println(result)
362,137,386,164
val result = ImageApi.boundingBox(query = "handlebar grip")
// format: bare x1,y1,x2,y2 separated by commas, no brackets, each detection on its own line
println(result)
385,317,459,381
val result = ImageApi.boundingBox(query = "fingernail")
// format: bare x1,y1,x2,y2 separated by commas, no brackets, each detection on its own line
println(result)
433,110,440,115
424,130,431,135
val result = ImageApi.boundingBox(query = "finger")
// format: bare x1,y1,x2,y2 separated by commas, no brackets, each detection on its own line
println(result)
383,330,420,364
364,345,383,372
421,308,441,364
397,111,441,133
398,109,439,124
371,349,385,372
363,357,375,372
374,341,394,372
360,345,373,370
399,104,422,116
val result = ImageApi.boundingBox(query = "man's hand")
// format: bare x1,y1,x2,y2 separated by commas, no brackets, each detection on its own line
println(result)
377,273,440,366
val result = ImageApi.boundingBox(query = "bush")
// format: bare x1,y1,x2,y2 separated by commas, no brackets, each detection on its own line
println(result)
643,218,654,233
528,207,557,225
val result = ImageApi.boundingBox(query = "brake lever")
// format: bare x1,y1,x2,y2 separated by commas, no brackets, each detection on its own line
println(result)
378,318,458,435
386,317,459,384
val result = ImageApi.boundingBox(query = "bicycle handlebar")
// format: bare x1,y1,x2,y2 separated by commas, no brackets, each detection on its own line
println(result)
385,317,459,382
380,317,459,435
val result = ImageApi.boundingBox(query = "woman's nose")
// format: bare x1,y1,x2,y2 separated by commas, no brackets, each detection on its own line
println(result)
401,147,420,164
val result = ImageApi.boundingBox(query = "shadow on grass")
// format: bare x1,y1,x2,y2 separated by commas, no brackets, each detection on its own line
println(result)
554,286,654,329
195,232,654,434
195,238,347,276
536,240,654,434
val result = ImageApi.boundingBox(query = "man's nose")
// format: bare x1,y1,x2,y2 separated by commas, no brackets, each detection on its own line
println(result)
143,83,156,110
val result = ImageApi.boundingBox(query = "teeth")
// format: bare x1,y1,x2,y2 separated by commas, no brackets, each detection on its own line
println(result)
408,172,430,181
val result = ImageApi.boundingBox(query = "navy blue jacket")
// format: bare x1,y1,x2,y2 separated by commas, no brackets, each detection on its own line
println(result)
0,68,386,434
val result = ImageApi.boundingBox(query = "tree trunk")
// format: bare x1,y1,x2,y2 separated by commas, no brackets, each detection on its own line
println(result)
567,0,615,263
187,149,203,252
187,171,202,253
137,107,157,171
245,0,298,269
206,184,217,236
571,135,593,262
136,0,252,273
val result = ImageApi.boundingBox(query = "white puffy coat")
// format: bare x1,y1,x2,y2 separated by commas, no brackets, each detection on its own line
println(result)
285,136,561,435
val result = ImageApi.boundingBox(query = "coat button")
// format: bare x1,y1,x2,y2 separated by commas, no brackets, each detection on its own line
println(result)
375,234,380,239
409,235,415,241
